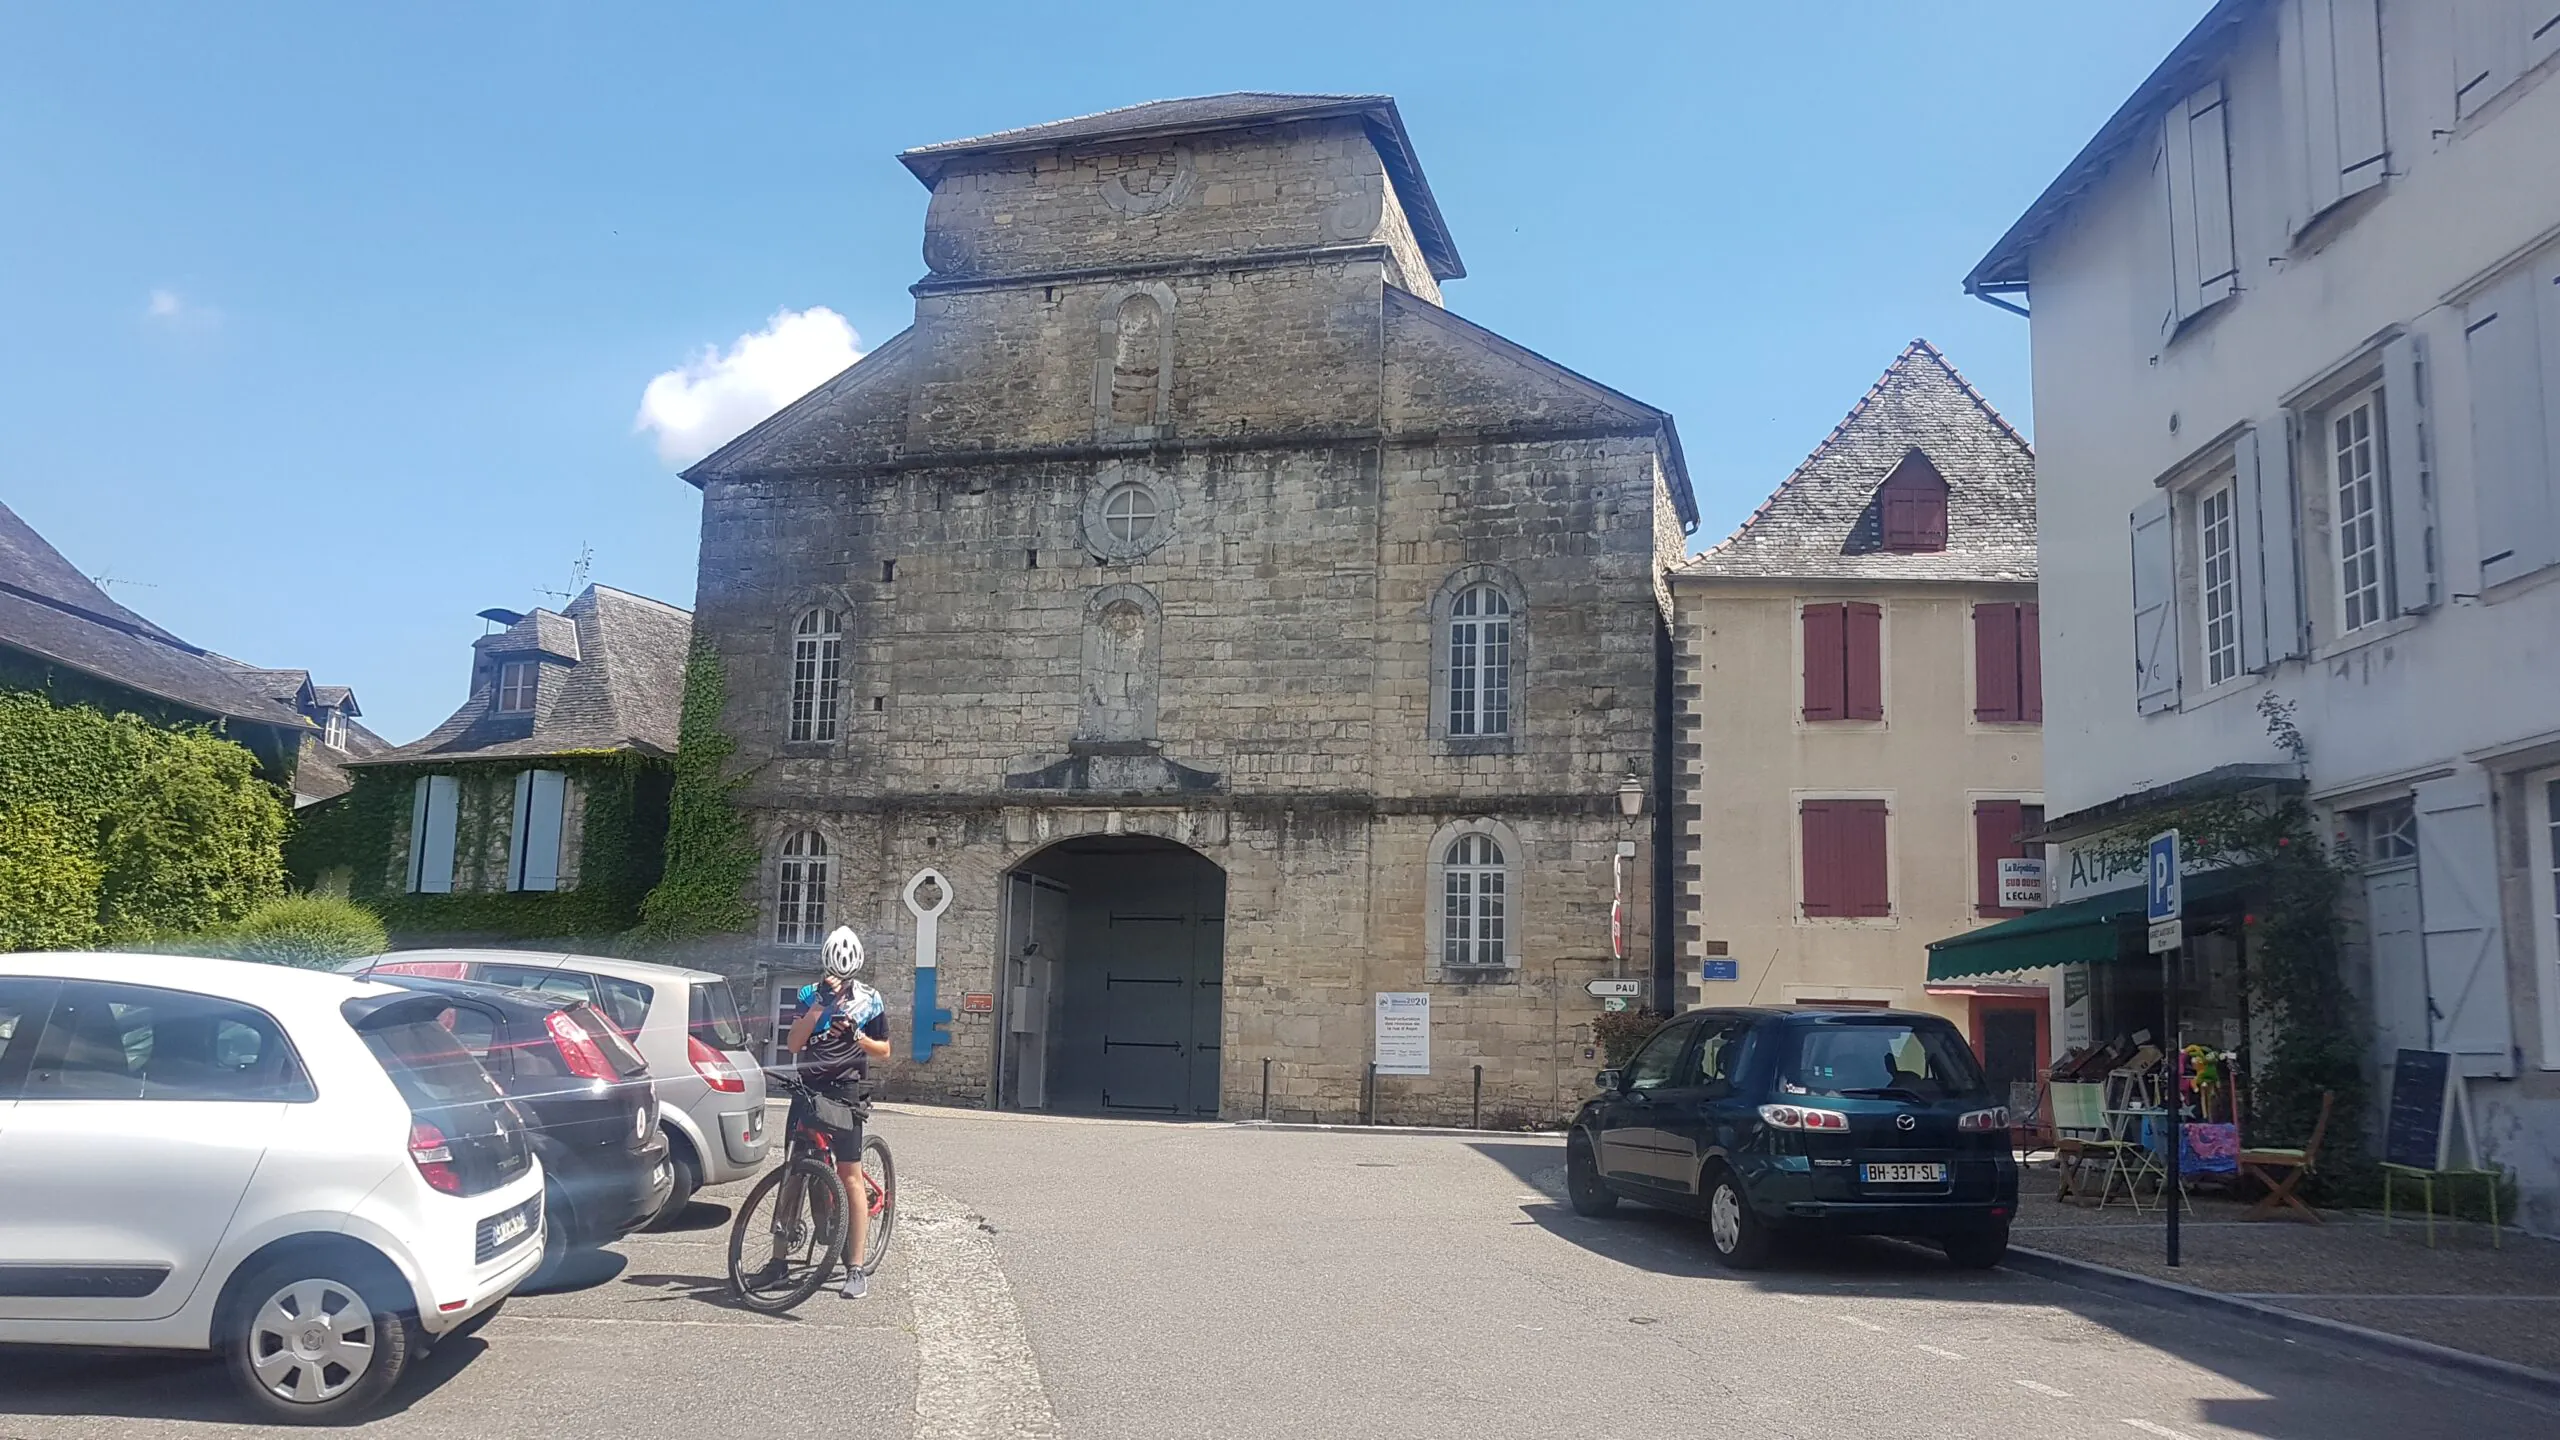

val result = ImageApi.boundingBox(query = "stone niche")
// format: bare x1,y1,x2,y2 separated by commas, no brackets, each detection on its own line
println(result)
1005,581,1220,795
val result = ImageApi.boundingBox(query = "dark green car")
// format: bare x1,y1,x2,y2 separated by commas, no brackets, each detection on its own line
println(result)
1566,1007,2020,1269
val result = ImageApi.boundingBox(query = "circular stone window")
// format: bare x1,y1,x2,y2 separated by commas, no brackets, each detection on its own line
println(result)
1081,468,1177,561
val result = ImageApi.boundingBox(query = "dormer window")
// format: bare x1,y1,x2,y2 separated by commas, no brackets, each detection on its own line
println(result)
323,707,347,749
1878,448,1949,553
496,659,538,714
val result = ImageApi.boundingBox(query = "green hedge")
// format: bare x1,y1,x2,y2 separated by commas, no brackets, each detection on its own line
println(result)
0,692,286,949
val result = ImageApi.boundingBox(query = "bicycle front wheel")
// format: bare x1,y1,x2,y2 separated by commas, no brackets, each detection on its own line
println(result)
728,1157,849,1313
854,1134,896,1274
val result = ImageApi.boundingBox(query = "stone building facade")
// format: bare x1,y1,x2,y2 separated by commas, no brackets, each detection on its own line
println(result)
680,94,1696,1124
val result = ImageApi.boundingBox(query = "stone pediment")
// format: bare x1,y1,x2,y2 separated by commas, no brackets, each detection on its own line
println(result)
682,328,918,484
1383,288,1665,435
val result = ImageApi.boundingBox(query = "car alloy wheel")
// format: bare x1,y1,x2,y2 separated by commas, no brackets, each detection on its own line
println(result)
247,1278,380,1406
1710,1183,1744,1254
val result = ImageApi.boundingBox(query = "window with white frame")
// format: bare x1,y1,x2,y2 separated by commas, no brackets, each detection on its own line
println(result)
2359,797,2418,865
2197,479,2241,686
322,707,347,749
1440,831,1507,968
775,830,829,946
789,609,842,743
496,659,538,714
1447,585,1512,737
2328,385,2389,632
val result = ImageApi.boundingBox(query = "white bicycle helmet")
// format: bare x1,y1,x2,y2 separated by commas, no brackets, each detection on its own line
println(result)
822,925,865,979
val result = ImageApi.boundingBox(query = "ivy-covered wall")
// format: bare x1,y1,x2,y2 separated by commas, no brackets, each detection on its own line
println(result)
0,650,301,779
0,691,289,950
287,751,671,946
632,640,759,944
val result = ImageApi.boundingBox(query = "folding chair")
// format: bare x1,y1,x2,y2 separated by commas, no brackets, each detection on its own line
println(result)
2050,1082,2137,1208
2239,1090,2332,1223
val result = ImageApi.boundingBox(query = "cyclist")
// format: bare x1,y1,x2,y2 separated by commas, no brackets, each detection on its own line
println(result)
784,924,891,1298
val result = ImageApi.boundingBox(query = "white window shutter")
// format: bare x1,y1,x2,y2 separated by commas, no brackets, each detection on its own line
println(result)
2415,771,2516,1079
2162,105,2202,324
507,769,532,889
2260,416,2306,660
2465,271,2554,589
2130,495,2180,713
2381,334,2436,613
2456,0,2521,119
2232,429,2270,674
2284,0,2345,221
2329,0,2387,198
2186,83,2239,309
522,770,566,893
410,774,457,895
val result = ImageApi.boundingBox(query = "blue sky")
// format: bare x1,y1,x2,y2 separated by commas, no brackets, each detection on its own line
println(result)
0,1,2210,743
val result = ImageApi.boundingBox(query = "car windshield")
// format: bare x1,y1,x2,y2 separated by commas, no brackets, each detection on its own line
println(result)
1779,1022,1988,1102
361,1017,508,1111
689,982,748,1051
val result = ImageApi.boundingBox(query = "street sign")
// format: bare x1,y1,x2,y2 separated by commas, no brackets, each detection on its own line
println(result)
1701,959,1740,982
1997,858,2047,908
2148,918,2182,954
2146,830,2182,923
1586,979,1642,998
1373,992,1430,1075
1602,997,1629,1013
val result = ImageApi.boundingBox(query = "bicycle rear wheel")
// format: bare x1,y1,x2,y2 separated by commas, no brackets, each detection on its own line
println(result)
728,1157,848,1312
853,1134,896,1274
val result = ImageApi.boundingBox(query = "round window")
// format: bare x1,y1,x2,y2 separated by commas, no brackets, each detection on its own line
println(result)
1101,482,1160,546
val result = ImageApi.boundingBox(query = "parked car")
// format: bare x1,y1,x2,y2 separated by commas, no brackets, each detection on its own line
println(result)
344,949,767,1220
1566,1007,2019,1270
0,952,545,1424
358,975,672,1276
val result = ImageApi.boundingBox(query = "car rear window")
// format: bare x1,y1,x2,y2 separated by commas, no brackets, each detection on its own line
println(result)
362,1019,508,1110
569,1001,651,1078
1780,1023,1989,1102
689,982,748,1051
595,977,654,1035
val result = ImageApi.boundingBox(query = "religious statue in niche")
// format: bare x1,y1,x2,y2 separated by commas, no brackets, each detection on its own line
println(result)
1108,294,1166,430
1078,585,1160,743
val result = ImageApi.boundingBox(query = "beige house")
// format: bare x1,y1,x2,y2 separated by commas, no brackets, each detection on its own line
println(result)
1669,341,2045,1092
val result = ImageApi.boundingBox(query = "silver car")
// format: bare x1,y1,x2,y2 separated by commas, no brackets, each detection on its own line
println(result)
344,949,769,1220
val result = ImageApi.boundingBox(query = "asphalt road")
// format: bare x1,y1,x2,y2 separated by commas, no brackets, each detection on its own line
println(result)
3,1105,2552,1439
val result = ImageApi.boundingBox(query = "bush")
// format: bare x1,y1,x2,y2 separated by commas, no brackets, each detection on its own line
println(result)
1591,1007,1671,1069
214,893,389,969
0,802,106,951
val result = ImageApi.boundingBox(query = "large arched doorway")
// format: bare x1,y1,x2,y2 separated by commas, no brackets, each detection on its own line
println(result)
999,835,1225,1117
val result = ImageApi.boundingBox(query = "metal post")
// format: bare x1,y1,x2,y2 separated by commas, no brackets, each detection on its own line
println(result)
1260,1057,1271,1120
2165,943,2182,1269
1365,1062,1377,1126
1472,1064,1483,1131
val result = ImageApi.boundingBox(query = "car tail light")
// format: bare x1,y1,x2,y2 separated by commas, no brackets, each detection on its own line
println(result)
1758,1104,1850,1132
409,1121,462,1195
547,1010,611,1081
689,1035,746,1094
1958,1106,2012,1132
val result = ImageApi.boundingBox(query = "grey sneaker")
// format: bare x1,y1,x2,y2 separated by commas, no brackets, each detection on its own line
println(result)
839,1268,868,1300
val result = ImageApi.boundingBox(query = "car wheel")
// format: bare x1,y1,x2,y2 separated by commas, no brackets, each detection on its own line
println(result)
1941,1224,2010,1270
529,1185,573,1288
1704,1170,1773,1270
647,1133,700,1230
226,1262,415,1425
1565,1132,1617,1217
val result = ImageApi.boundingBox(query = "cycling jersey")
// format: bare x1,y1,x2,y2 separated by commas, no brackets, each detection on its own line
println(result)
796,980,888,1086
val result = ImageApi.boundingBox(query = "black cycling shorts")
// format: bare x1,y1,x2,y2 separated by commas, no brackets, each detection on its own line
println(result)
788,1088,868,1161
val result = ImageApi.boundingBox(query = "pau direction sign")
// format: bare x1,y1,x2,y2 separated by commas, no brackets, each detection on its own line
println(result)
1586,979,1642,999
2146,829,2182,955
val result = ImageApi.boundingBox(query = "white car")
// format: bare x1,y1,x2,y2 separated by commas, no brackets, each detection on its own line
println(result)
0,953,547,1424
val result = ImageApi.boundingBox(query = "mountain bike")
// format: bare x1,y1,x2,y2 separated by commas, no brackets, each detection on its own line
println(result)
726,1069,897,1312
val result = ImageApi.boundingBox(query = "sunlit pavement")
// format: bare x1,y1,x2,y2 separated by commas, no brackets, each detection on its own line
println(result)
3,1104,2553,1439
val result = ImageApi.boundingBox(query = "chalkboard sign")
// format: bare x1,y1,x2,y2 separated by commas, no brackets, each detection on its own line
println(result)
2385,1049,2451,1170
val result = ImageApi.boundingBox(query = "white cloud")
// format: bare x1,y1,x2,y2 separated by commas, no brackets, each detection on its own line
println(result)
147,289,183,318
635,306,863,469
144,288,216,327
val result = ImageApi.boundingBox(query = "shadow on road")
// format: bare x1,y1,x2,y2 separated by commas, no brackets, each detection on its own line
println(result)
0,1332,487,1424
648,1198,734,1233
520,1246,630,1295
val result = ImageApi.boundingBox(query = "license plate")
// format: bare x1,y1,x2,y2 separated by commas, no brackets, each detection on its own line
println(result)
1861,1162,1947,1184
489,1212,530,1246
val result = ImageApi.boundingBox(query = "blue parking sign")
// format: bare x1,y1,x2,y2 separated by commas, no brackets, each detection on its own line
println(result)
2147,830,2182,923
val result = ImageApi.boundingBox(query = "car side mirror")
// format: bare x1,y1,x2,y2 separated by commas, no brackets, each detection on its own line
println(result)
1595,1068,1624,1093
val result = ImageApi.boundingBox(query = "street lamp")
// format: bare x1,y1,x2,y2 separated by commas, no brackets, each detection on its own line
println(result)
1615,773,1645,821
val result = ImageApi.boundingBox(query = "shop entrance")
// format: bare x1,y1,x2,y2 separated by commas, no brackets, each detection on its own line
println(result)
998,836,1225,1118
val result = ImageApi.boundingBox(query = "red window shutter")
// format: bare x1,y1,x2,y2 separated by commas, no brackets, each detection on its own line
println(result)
1883,491,1920,549
1975,800,2024,915
1917,489,1948,550
1843,603,1883,720
1802,604,1846,721
1800,802,1837,916
1973,603,2020,722
2020,603,2043,723
1841,800,1890,916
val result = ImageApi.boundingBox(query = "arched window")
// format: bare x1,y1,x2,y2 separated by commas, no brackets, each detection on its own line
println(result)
789,609,842,743
1446,585,1513,737
775,830,830,946
1441,832,1507,969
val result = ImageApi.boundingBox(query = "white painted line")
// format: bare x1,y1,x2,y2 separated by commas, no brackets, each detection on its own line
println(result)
2013,1379,2074,1399
904,1179,1059,1440
1835,1314,1891,1333
501,1313,894,1333
2122,1419,2199,1440
1774,1293,1810,1304
1914,1344,1967,1361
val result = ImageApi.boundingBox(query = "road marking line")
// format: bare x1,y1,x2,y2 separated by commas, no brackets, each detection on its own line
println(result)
1774,1293,1810,1304
502,1313,896,1333
904,1179,1059,1440
1914,1344,1967,1361
2014,1380,2074,1398
2122,1420,2199,1439
1835,1314,1891,1333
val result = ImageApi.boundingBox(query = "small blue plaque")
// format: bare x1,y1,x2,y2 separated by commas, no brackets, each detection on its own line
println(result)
1702,959,1739,982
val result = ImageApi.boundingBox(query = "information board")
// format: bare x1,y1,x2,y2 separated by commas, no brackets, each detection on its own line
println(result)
1374,992,1430,1076
2385,1049,2454,1170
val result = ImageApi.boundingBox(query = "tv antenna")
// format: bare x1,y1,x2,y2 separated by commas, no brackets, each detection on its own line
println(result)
536,543,594,605
90,572,157,594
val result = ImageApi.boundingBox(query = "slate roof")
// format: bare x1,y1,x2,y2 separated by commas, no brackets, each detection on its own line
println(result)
1677,341,2035,584
899,92,1464,280
0,498,313,732
354,585,691,767
289,713,395,805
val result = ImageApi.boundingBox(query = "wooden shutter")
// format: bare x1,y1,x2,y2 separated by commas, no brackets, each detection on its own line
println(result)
1884,490,1920,549
2020,604,2043,722
2466,271,2554,589
510,769,566,892
2415,772,2516,1078
1975,800,2024,915
1844,603,1883,721
2381,334,2436,613
409,774,457,895
2290,0,2387,220
2130,495,2180,713
2330,0,2387,196
1802,603,1846,721
2164,82,2238,320
1839,800,1890,918
2457,0,2521,119
1801,801,1839,917
2245,420,2305,663
2233,430,2271,674
1917,488,1947,550
1973,604,2021,722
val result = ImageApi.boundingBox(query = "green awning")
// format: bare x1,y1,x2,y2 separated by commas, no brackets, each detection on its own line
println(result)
1924,866,2262,982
